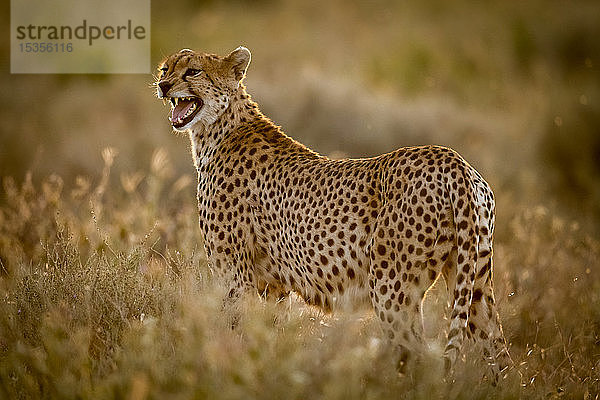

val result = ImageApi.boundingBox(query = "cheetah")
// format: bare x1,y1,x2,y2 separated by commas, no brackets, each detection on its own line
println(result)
155,47,512,381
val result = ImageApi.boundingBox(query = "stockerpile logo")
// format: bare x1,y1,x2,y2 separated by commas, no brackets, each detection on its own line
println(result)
11,0,150,73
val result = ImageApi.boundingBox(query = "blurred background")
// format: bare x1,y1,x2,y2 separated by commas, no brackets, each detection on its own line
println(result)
1,0,599,226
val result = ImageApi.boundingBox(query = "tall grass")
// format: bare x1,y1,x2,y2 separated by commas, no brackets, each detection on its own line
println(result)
0,150,598,399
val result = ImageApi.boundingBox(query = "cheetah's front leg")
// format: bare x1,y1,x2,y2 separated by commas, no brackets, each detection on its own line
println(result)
204,245,258,326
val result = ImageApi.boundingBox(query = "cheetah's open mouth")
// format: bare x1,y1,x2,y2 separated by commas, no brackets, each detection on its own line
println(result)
169,97,203,129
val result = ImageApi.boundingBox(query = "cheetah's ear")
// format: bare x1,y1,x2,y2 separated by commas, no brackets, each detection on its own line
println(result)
225,46,251,84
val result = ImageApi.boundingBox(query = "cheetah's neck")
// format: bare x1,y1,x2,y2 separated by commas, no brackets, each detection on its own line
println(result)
189,84,318,172
189,84,262,169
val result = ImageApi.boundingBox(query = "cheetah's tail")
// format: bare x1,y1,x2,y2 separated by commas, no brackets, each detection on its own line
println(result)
443,163,480,371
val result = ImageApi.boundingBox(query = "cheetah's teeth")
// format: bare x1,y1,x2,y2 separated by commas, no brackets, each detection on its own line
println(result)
172,102,198,124
183,102,197,118
170,96,196,108
175,98,196,123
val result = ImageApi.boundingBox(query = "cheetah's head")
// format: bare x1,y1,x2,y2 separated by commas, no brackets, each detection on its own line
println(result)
155,47,251,131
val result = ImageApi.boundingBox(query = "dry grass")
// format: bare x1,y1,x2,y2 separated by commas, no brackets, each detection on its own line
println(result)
1,0,599,398
0,152,598,399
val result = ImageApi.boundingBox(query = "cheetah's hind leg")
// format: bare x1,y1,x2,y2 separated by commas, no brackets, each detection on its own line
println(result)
466,255,513,384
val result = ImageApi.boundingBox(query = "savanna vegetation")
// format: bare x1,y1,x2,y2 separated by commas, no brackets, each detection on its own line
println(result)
1,0,599,398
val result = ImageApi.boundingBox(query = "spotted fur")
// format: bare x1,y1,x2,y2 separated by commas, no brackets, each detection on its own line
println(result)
155,47,512,381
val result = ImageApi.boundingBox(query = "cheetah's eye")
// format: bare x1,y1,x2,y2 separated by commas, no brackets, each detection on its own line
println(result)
183,68,202,79
159,66,168,77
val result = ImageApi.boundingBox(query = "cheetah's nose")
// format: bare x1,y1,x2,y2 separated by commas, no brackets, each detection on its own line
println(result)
158,81,173,97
